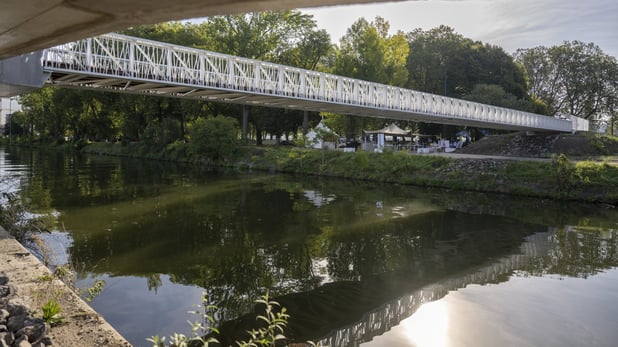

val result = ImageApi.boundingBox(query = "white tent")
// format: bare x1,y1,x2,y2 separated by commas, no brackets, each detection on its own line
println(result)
363,123,412,150
305,121,338,149
363,123,412,137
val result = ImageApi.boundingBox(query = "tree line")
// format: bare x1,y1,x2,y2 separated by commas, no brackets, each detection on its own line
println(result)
7,11,618,146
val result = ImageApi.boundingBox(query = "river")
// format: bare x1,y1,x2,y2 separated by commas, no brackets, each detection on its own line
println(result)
1,146,617,347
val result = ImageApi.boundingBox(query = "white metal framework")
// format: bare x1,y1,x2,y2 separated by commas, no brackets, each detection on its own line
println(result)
42,33,588,132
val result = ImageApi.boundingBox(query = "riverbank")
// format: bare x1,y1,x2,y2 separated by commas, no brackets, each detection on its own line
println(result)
5,132,618,204
75,136,618,204
0,227,130,347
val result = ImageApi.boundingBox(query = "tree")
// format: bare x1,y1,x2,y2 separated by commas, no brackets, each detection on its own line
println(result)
462,84,542,113
200,11,326,62
405,26,530,136
334,17,408,86
515,41,618,121
406,26,527,99
200,11,331,143
330,17,409,138
189,116,240,161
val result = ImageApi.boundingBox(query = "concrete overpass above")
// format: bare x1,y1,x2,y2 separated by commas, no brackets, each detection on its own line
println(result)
0,0,388,60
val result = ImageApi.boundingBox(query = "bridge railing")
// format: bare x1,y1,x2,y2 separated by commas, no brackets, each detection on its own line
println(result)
42,33,588,132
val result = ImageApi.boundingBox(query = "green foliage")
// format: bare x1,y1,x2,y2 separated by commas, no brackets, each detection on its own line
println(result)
84,279,106,302
462,84,537,112
589,136,609,155
147,292,220,347
515,41,618,119
406,25,528,99
41,299,64,326
148,292,313,347
237,292,290,347
142,118,183,149
554,154,576,198
189,116,240,161
335,16,409,86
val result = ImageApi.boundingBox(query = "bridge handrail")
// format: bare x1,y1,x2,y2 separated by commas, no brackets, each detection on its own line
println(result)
41,33,588,132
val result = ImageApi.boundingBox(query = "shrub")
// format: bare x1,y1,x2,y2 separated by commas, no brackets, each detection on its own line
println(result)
189,117,240,162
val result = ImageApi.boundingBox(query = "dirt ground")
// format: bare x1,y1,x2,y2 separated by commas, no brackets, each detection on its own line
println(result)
456,131,618,158
0,228,131,347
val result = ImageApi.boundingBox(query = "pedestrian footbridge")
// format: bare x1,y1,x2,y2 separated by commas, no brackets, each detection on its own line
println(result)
3,33,589,132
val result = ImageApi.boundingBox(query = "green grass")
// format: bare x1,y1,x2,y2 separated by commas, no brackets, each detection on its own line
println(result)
20,140,618,204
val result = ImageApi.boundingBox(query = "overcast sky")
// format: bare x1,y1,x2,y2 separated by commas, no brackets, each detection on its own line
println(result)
303,0,618,58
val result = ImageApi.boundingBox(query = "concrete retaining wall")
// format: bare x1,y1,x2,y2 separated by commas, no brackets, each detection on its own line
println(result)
0,227,131,346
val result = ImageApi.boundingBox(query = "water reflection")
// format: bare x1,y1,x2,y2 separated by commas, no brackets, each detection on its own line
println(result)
2,147,618,346
402,300,448,347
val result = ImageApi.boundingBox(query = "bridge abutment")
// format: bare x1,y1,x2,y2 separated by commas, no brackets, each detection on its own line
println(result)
0,51,49,97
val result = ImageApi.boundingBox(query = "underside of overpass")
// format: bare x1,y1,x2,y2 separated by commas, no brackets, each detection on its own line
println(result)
0,0,389,59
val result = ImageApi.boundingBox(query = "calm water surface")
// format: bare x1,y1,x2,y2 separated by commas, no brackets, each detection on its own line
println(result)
1,147,618,347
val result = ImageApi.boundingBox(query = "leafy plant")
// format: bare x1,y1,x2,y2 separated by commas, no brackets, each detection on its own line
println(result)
147,292,220,347
83,279,106,302
237,292,290,347
41,299,64,326
147,292,323,347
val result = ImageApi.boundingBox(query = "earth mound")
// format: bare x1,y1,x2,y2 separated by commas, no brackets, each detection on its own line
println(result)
456,132,618,158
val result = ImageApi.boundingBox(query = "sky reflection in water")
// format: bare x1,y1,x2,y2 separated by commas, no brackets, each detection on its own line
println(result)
366,269,618,347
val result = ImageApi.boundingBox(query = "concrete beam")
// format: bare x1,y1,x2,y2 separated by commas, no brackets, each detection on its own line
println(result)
0,51,49,96
0,0,393,59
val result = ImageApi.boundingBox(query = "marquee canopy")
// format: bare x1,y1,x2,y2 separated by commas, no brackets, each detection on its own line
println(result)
363,123,411,136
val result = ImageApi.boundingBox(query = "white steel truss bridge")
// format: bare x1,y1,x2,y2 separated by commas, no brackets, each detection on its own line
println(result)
41,33,589,133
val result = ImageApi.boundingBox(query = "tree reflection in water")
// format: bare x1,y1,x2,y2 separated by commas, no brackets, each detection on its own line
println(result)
3,147,618,346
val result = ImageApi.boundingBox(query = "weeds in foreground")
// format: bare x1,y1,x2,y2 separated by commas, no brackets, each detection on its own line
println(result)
41,299,65,326
148,292,322,347
147,291,220,347
237,292,290,347
35,264,106,326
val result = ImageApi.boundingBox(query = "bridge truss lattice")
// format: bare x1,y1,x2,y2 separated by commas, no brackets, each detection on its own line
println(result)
42,33,588,132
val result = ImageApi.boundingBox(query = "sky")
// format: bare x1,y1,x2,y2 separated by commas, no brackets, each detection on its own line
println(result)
302,0,618,58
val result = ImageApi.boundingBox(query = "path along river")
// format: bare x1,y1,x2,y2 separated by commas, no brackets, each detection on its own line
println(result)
1,146,618,347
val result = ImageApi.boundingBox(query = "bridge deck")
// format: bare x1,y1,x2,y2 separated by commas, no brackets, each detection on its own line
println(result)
41,33,588,132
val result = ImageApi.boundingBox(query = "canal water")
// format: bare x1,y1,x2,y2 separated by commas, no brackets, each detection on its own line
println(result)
1,146,618,347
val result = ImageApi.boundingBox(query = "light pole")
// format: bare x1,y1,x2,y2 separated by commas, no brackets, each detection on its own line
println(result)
8,96,14,145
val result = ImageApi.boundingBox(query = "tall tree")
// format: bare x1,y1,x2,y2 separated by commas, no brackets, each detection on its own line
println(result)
515,41,618,121
200,11,330,66
331,17,409,137
406,25,527,99
200,11,331,144
334,17,408,86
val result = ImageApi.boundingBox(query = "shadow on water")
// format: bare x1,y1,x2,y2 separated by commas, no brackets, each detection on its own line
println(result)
2,146,618,346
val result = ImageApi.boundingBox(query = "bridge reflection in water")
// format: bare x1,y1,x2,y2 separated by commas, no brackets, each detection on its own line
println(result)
315,231,552,347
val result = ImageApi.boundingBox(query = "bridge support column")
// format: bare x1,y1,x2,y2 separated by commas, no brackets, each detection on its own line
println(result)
242,105,249,144
303,110,309,135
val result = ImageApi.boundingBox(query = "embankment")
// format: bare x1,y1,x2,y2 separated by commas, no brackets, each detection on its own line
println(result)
80,140,618,204
0,227,130,347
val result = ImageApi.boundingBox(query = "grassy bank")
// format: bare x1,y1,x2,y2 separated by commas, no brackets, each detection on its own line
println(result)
79,141,618,204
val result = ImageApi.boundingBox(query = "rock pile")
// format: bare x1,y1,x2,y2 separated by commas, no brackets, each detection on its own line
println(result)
0,272,52,347
442,158,509,174
500,133,560,157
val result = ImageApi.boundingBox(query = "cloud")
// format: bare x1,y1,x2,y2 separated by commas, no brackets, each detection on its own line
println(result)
305,0,618,57
481,0,618,56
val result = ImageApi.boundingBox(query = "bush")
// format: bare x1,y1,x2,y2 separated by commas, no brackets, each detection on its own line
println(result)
142,118,183,149
189,116,240,161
